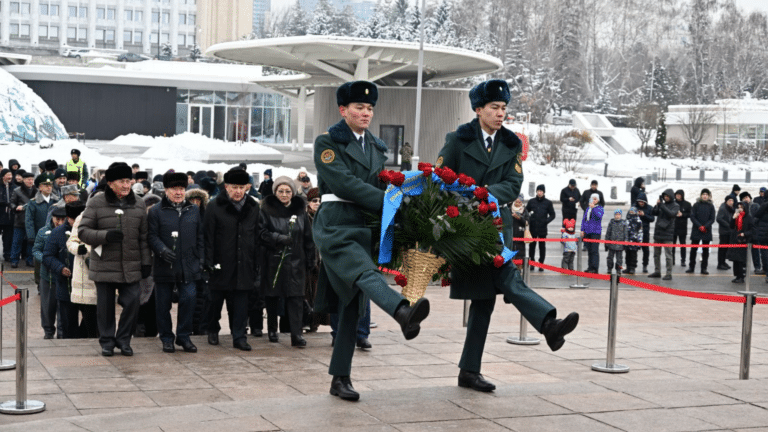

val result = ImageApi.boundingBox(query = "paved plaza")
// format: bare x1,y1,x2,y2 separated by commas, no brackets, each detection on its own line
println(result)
0,267,767,432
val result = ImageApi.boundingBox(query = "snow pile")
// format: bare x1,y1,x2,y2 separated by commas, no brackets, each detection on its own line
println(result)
0,68,68,143
140,132,282,161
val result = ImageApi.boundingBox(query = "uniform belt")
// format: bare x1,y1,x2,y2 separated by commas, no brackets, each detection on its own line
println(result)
321,194,353,203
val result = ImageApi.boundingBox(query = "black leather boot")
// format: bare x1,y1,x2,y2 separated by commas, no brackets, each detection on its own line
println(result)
393,298,430,340
330,376,359,401
541,312,579,351
458,370,496,392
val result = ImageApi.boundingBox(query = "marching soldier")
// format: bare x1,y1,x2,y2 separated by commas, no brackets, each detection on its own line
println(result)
313,81,430,402
435,79,580,392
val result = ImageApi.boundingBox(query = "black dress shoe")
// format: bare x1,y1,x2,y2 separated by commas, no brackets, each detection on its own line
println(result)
291,336,307,347
268,331,279,343
162,341,175,353
541,312,579,352
102,347,114,357
43,333,53,340
118,345,133,356
10,262,18,269
330,376,359,401
685,268,695,273
233,341,252,351
716,265,729,270
176,339,197,353
701,270,709,275
458,370,496,392
356,338,372,350
207,332,219,345
252,329,263,337
394,298,430,340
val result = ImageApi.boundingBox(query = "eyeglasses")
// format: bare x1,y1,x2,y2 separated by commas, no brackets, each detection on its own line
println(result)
276,190,292,195
310,198,320,203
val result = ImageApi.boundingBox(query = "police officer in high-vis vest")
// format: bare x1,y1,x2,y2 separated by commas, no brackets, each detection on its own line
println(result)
435,79,580,393
313,81,430,402
66,149,88,189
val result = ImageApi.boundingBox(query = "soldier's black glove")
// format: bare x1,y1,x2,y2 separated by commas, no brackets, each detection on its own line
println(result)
105,230,123,243
277,235,292,246
77,245,88,255
141,265,152,279
160,248,176,264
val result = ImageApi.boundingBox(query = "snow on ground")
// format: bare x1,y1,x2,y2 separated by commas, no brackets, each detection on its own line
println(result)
139,132,281,160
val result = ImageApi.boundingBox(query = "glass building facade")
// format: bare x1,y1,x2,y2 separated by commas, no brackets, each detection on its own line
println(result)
716,124,768,148
176,89,291,143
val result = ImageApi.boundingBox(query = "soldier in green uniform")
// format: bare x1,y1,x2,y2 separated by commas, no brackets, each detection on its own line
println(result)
313,81,430,402
436,79,580,392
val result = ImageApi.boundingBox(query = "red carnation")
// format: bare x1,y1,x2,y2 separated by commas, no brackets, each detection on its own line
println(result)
489,202,498,212
478,202,490,215
434,167,444,177
390,172,406,187
474,187,489,200
446,206,460,218
422,169,432,177
493,255,505,268
378,170,392,184
395,274,408,287
418,162,433,171
458,174,476,187
493,217,503,226
439,167,458,185
441,278,451,287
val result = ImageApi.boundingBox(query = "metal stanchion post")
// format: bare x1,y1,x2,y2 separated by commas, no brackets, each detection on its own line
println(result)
0,288,45,414
738,291,756,380
0,263,16,370
745,243,752,291
592,272,629,373
507,257,541,345
570,238,588,289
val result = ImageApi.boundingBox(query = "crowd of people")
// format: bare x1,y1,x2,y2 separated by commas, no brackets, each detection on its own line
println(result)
508,176,766,284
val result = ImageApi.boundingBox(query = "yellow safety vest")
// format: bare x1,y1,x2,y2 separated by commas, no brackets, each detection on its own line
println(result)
66,159,86,187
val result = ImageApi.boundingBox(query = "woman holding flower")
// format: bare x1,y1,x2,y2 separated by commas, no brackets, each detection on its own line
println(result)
259,176,315,347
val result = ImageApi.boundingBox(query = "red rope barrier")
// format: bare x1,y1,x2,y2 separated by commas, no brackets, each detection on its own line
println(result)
0,293,20,308
512,237,747,248
0,271,19,290
619,277,746,303
528,259,612,281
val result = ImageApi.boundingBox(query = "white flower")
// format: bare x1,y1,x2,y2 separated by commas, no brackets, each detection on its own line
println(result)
115,209,124,215
45,230,51,235
65,231,71,236
171,231,179,238
214,264,221,270
289,215,298,223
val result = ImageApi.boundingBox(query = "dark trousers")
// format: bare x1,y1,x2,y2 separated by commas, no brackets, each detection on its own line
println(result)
528,235,546,264
96,282,140,349
733,261,746,279
607,249,623,271
0,224,12,260
39,277,57,336
330,299,371,339
718,235,729,267
626,249,638,270
641,227,650,267
328,270,406,377
247,288,264,333
689,240,710,270
207,290,249,345
265,295,303,339
193,280,210,335
58,299,97,338
585,233,600,272
459,262,556,373
400,161,412,171
10,227,30,265
672,230,687,264
752,242,762,271
156,281,196,344
561,251,574,270
135,290,157,337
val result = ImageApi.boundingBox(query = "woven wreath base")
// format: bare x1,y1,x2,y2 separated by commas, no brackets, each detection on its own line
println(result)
399,249,445,305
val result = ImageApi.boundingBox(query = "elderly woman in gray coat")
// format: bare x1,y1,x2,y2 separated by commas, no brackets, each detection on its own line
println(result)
78,162,152,357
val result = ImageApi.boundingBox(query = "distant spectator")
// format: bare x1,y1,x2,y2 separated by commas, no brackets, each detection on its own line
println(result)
727,184,741,202
134,171,149,183
509,194,529,257
624,207,643,274
44,160,58,174
400,142,413,171
53,169,67,196
526,184,555,271
716,195,736,270
66,149,88,188
754,187,767,207
0,169,15,263
9,172,36,268
559,179,580,222
579,180,605,211
649,189,679,281
727,201,754,284
258,169,274,198
687,189,716,275
673,190,691,268
635,192,655,273
630,177,645,208
186,171,195,185
295,171,312,198
132,164,140,174
580,193,603,273
605,209,627,273
741,192,763,274
27,174,59,284
561,218,577,270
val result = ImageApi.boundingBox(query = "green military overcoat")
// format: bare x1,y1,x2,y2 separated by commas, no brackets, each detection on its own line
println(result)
312,120,388,314
436,118,524,300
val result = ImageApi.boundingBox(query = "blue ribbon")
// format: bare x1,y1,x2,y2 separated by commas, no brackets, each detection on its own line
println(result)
378,170,516,266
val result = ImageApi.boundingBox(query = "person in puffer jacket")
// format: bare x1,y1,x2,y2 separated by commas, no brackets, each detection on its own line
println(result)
624,207,644,274
649,189,679,280
604,209,628,273
580,193,603,273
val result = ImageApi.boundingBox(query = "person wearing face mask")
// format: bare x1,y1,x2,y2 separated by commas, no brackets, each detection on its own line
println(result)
203,168,260,351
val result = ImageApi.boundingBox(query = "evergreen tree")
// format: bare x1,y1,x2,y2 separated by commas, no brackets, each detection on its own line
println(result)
553,0,585,111
307,0,336,35
188,44,201,61
285,2,308,37
655,111,668,158
334,6,358,36
160,43,172,58
427,0,458,46
406,4,421,38
390,0,411,41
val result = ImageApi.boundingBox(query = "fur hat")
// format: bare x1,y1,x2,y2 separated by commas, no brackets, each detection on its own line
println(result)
60,184,80,196
21,171,34,179
65,201,85,219
66,171,80,181
200,177,218,195
701,188,711,196
134,171,149,181
105,162,132,182
306,187,320,201
336,81,378,107
469,79,510,110
739,191,751,201
272,175,297,195
51,206,67,218
163,172,188,189
223,168,250,185
44,160,58,171
153,174,163,182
